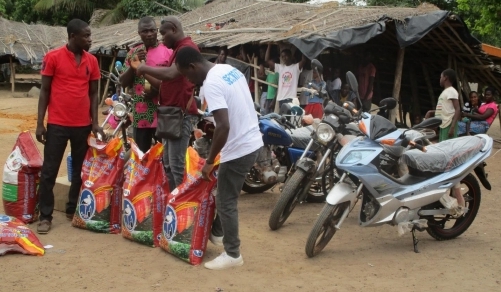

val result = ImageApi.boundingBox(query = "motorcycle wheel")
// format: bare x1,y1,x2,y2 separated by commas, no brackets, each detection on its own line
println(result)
242,167,275,194
305,201,350,258
268,169,307,230
426,173,481,240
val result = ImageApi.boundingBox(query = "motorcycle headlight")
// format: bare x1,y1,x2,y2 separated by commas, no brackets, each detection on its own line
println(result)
113,103,127,118
316,123,335,144
341,150,375,164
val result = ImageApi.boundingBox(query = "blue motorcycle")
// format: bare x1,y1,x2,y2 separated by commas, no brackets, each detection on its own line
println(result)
242,112,321,194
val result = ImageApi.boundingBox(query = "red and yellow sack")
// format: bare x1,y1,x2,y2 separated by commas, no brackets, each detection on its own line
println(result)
121,140,168,247
0,214,44,256
72,136,125,234
159,147,219,266
2,131,42,223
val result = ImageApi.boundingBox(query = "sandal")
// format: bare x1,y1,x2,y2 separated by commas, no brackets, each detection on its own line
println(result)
66,213,74,221
37,220,52,234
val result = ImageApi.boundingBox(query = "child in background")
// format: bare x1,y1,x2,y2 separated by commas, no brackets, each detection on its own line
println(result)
301,67,326,119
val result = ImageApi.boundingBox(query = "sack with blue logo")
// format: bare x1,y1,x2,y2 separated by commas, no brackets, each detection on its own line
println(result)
158,147,219,265
0,214,44,256
72,135,125,234
121,140,166,247
2,131,43,224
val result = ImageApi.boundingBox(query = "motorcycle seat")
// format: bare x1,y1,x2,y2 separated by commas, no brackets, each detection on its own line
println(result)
401,136,486,173
289,126,320,151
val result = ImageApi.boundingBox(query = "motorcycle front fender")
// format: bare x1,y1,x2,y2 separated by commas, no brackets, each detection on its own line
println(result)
295,157,316,174
326,182,358,207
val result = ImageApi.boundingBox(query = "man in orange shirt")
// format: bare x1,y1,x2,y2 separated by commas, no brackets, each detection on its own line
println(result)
35,19,104,234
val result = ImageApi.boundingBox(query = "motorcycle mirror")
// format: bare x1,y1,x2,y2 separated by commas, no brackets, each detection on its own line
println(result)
311,59,323,73
346,71,359,93
379,97,397,110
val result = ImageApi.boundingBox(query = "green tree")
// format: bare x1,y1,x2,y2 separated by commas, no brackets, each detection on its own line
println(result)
457,0,501,46
366,0,456,10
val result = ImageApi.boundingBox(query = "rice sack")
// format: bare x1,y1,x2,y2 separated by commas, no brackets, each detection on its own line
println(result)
72,136,125,233
2,131,43,223
159,147,219,265
121,141,167,247
0,214,44,256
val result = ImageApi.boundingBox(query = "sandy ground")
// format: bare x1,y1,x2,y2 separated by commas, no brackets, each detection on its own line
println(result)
1,86,501,292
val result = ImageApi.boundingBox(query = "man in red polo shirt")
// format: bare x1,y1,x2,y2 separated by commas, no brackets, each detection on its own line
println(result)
35,19,103,234
132,16,199,191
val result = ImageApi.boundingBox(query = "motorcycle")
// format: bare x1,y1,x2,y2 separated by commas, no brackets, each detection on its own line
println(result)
268,101,363,230
304,71,493,257
243,109,324,194
99,62,133,151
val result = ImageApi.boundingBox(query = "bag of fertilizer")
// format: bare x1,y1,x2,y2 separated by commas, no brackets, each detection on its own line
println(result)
158,147,219,265
72,135,125,234
2,131,43,223
0,214,44,256
121,140,167,247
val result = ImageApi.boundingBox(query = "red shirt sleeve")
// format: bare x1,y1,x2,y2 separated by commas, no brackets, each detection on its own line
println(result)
90,55,100,81
41,53,55,76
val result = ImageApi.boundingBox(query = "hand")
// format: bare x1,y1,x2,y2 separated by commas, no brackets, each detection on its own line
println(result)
92,123,106,141
35,124,47,144
201,161,215,181
448,126,455,138
130,54,143,71
136,49,146,62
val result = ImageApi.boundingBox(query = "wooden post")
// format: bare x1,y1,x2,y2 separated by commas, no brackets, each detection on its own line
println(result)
98,55,102,103
390,48,405,124
453,57,464,107
409,64,420,126
253,57,259,104
9,56,15,93
421,63,436,108
100,51,117,106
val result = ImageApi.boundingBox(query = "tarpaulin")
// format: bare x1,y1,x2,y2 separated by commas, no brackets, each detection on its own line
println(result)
289,10,451,59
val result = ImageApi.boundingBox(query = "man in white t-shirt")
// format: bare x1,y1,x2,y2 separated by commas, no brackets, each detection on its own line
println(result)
175,46,263,270
265,43,306,109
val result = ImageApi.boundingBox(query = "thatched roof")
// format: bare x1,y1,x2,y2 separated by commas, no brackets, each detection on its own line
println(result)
90,0,442,51
0,17,66,64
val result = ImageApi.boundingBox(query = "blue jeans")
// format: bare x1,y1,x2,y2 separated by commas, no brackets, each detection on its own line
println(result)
162,115,196,191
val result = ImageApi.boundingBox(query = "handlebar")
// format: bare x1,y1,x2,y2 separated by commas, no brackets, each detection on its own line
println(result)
281,117,296,129
410,140,427,152
342,102,369,119
259,112,296,129
401,137,427,152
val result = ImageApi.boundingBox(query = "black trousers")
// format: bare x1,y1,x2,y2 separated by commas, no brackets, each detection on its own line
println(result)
38,124,91,222
132,127,157,153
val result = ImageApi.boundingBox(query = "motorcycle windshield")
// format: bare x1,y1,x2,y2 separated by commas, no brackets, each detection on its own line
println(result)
370,115,397,140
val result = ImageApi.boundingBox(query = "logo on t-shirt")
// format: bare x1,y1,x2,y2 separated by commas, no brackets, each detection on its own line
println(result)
222,68,243,85
282,72,293,87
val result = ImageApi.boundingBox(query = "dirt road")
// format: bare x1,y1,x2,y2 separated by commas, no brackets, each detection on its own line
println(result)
1,88,500,292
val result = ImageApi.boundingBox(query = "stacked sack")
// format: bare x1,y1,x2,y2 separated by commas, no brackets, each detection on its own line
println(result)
72,136,125,233
158,147,219,266
2,131,43,224
121,140,167,247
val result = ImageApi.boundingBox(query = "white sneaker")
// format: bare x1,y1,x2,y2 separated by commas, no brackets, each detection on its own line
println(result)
204,252,244,270
210,233,224,246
